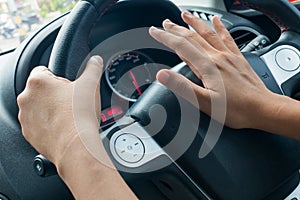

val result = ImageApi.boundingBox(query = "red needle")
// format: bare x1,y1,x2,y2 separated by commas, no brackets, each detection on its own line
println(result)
129,70,142,96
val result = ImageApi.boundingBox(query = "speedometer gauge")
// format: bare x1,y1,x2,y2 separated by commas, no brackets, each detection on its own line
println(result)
105,52,159,102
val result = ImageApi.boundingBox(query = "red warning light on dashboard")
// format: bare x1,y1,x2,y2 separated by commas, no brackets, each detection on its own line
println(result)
107,107,123,116
101,113,107,123
101,106,123,123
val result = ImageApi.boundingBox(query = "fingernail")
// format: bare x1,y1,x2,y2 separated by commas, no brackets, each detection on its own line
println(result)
158,71,170,85
213,15,220,22
150,26,159,31
163,19,174,27
91,55,103,65
150,26,164,34
164,19,172,23
183,11,193,18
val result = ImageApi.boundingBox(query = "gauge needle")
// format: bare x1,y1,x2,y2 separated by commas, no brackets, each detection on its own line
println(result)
129,70,142,96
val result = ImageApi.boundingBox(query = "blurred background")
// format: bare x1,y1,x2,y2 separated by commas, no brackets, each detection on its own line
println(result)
0,0,77,53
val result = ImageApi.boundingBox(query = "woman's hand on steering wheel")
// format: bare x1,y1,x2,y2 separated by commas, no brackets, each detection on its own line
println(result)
150,11,276,129
17,56,103,166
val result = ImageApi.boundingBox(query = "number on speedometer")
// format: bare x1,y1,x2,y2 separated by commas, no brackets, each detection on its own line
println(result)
105,52,160,102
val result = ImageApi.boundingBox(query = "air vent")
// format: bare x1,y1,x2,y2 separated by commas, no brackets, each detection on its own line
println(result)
230,27,259,50
188,9,216,21
187,11,260,50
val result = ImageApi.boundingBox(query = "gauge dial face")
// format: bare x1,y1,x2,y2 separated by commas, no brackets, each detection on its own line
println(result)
105,52,159,102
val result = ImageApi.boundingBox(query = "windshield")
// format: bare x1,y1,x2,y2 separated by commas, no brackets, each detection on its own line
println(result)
0,0,77,53
0,0,299,53
0,0,206,53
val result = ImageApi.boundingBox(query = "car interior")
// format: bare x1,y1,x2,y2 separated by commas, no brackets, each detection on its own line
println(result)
0,0,300,199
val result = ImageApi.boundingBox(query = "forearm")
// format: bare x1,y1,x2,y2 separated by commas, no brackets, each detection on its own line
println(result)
56,134,137,200
253,93,300,141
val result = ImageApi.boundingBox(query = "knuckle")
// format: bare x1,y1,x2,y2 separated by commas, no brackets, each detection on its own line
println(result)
27,75,44,88
18,110,24,124
17,93,27,107
31,66,47,73
172,77,190,94
173,38,188,52
16,93,23,105
219,34,227,42
189,16,201,26
177,82,189,94
200,29,216,38
215,53,226,61
17,110,22,121
223,33,233,41
211,52,229,63
184,31,197,40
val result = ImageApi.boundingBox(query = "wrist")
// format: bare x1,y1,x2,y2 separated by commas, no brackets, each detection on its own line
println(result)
55,134,84,178
250,91,286,131
55,132,106,179
55,130,137,200
55,121,101,171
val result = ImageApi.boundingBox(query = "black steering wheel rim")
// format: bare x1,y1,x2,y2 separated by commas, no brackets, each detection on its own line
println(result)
48,0,300,82
48,0,108,80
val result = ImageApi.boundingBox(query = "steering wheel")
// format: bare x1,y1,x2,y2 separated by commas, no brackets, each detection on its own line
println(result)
1,0,300,199
46,0,300,199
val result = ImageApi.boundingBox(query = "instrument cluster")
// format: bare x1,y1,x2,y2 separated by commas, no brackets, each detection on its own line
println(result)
100,49,181,128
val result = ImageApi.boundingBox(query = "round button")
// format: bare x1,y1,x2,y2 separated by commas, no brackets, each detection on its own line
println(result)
33,157,45,176
275,48,300,71
114,133,145,163
0,194,9,200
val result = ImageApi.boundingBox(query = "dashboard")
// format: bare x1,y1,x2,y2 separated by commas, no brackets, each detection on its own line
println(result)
13,0,186,129
5,0,299,134
12,0,271,130
10,0,268,131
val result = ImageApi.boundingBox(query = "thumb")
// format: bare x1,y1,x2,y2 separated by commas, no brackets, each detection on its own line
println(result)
73,55,103,127
76,55,103,86
156,69,210,111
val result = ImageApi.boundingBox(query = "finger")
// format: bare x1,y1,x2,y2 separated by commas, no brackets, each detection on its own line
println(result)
161,21,204,79
149,26,214,77
211,16,241,55
29,66,49,80
16,91,29,109
181,11,227,52
162,19,215,53
179,58,203,80
73,56,103,128
30,66,63,79
25,66,56,89
76,55,103,86
95,81,101,121
156,69,211,112
28,66,70,87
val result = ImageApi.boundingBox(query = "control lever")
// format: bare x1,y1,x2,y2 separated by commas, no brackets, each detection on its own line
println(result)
241,35,271,52
33,154,57,177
